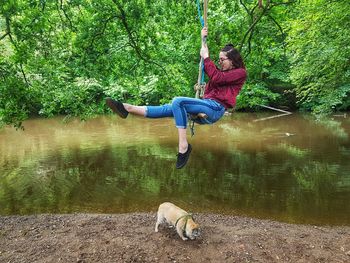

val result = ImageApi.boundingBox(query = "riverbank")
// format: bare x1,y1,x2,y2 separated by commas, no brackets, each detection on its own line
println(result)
1,213,349,262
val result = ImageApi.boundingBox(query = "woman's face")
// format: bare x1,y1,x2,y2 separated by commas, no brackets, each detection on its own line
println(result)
218,52,233,71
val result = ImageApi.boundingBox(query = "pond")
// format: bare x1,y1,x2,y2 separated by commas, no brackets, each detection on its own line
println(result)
1,113,350,225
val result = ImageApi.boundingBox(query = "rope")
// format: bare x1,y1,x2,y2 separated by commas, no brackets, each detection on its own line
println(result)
196,0,205,27
193,83,206,98
191,0,208,137
195,0,208,97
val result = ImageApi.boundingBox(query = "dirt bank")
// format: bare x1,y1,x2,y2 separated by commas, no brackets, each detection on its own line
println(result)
1,213,350,262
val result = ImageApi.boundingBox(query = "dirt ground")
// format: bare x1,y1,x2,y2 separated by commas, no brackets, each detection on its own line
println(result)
1,213,350,263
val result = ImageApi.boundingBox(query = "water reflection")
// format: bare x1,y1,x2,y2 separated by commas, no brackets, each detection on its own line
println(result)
0,113,350,225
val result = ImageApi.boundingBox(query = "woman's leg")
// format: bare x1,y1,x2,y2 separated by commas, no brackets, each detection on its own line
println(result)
123,103,146,116
171,97,225,129
171,97,225,155
107,97,224,169
146,97,224,155
178,128,188,153
145,104,173,118
106,97,173,118
148,103,189,153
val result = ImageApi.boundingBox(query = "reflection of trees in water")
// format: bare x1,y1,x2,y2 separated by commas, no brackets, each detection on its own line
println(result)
1,115,350,225
303,115,348,140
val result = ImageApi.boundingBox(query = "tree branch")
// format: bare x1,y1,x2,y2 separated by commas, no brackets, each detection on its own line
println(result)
5,16,30,87
268,14,285,37
19,64,30,86
41,0,46,12
5,16,16,47
268,13,287,54
239,0,250,15
88,15,119,50
0,32,10,41
244,28,255,58
57,0,77,32
239,0,271,51
239,0,295,55
111,0,167,75
259,0,263,9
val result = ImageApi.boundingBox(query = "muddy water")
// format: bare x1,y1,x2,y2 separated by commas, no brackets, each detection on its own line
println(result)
1,113,350,225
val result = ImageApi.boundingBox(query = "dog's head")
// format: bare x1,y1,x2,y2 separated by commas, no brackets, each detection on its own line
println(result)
185,219,201,240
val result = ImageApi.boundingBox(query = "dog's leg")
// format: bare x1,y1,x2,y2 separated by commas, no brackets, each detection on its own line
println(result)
155,212,162,232
176,223,188,241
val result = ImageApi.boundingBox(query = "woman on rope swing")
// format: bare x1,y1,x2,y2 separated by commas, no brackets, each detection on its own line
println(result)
106,27,247,169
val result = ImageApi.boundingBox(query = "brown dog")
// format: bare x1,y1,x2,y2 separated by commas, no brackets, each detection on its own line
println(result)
155,202,200,241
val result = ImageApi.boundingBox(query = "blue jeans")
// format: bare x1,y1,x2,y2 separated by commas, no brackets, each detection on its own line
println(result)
146,97,226,128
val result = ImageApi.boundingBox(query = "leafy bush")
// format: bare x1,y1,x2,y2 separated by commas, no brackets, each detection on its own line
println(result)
236,81,280,110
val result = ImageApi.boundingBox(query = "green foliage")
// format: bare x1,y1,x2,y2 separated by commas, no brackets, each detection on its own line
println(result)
39,77,105,117
293,162,339,194
236,82,280,109
0,60,30,129
1,0,349,127
286,0,350,115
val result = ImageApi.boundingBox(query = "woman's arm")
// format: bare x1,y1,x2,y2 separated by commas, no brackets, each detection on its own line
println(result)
200,27,246,85
200,27,209,59
204,58,247,86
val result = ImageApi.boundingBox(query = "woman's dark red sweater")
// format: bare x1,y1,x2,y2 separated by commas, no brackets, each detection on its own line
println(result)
203,57,247,109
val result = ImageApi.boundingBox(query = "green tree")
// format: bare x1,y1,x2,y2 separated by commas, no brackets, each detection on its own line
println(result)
286,0,350,114
1,0,349,128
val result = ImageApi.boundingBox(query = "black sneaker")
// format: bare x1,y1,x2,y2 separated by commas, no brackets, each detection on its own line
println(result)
106,97,129,119
176,144,192,169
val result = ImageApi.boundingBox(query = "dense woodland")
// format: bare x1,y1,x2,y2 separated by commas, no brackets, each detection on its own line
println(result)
1,0,350,128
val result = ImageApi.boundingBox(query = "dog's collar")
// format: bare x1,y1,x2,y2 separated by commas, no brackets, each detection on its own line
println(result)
174,213,193,233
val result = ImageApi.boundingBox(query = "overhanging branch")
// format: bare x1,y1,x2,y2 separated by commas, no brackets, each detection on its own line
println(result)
0,32,10,41
4,16,30,87
111,0,167,75
239,0,271,51
239,0,295,55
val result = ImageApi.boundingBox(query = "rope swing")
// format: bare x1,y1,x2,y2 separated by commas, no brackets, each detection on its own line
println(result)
189,0,210,136
194,0,208,99
192,0,291,128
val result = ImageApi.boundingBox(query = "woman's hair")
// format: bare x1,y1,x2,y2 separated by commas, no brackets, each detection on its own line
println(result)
221,44,245,69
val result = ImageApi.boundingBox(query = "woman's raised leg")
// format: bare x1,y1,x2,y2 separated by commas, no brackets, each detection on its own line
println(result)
123,103,146,116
